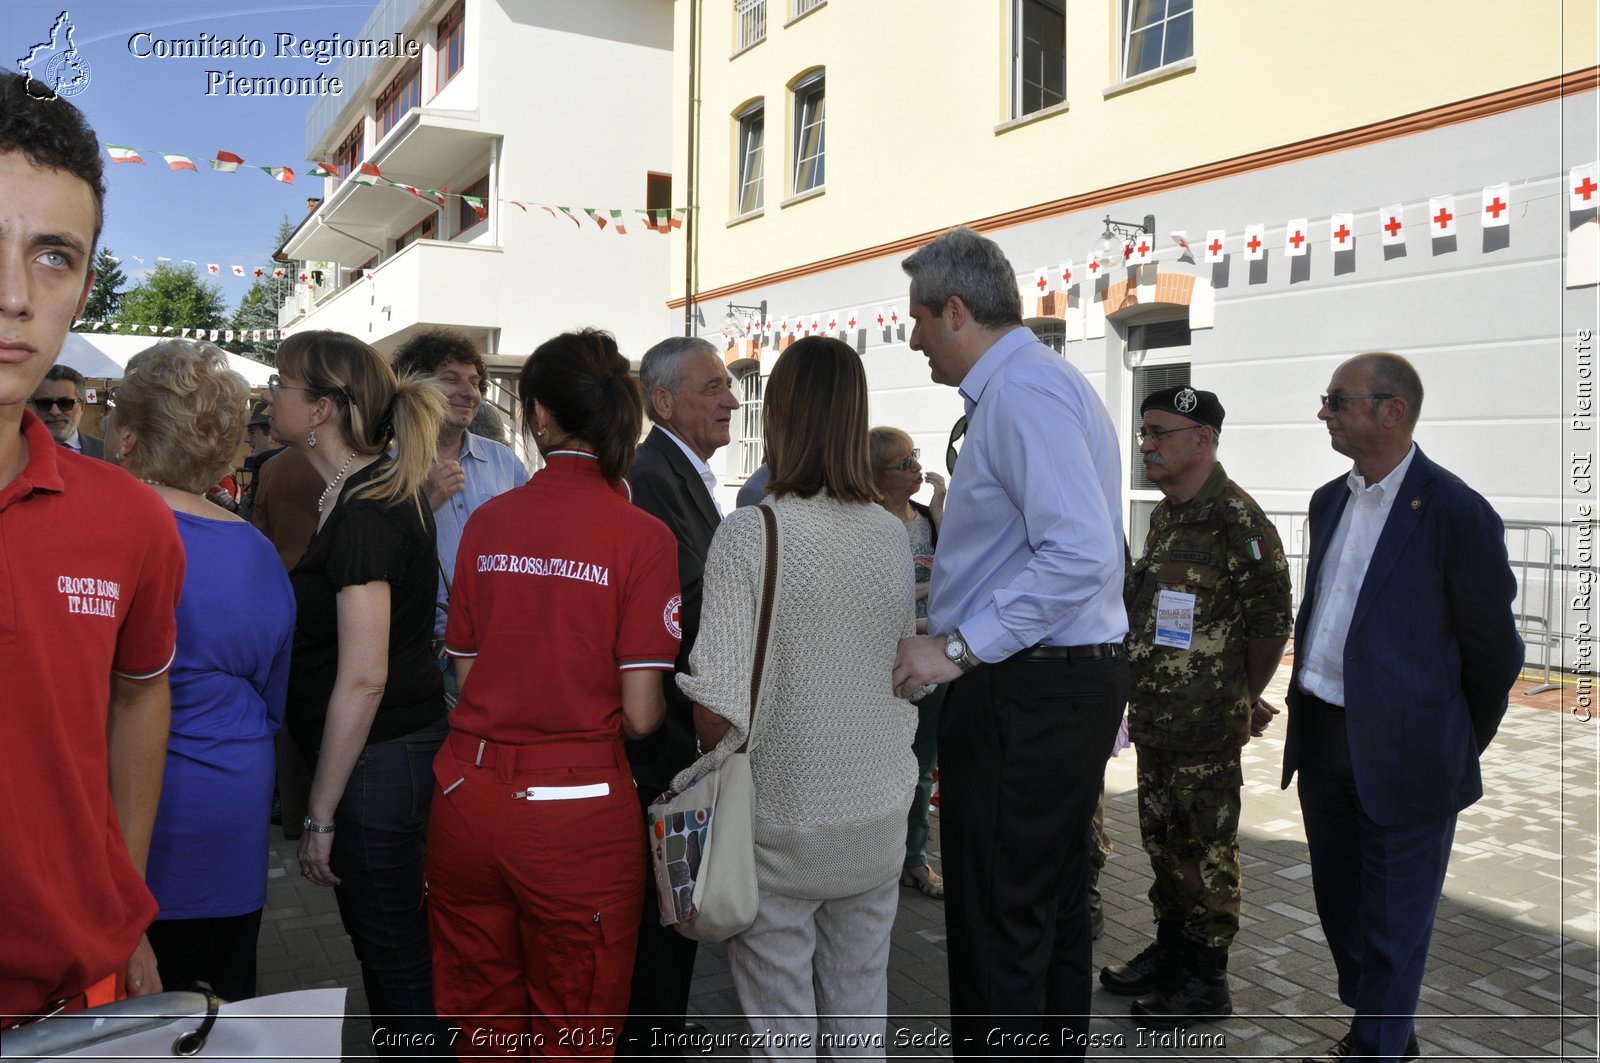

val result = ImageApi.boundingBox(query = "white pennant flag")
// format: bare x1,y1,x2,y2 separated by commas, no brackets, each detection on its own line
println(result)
1058,259,1073,288
1244,223,1266,261
148,325,159,334
1427,195,1457,237
1379,204,1406,246
845,309,859,331
1169,232,1193,262
1031,268,1050,296
1570,163,1599,212
253,330,262,342
224,330,234,342
1285,218,1310,257
1085,253,1103,278
1127,232,1154,265
1203,230,1226,264
1480,184,1511,228
267,330,276,340
180,329,190,339
874,307,886,329
1330,213,1354,252
209,329,219,341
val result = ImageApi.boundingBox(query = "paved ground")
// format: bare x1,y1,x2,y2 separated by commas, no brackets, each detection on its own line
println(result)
259,667,1599,1059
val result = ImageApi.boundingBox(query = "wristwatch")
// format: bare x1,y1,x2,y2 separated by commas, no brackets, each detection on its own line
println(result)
302,816,336,835
944,630,979,673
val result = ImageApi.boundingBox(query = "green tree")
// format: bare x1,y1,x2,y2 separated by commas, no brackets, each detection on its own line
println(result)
80,247,127,324
117,264,227,335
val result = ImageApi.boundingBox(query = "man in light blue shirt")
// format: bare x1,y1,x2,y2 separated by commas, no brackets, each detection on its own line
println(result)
393,331,528,649
892,227,1129,1058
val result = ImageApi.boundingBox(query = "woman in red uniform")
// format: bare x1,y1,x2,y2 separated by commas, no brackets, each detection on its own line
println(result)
427,329,679,1057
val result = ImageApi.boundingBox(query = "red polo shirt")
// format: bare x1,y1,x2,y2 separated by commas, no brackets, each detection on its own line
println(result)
446,451,681,745
0,411,185,1018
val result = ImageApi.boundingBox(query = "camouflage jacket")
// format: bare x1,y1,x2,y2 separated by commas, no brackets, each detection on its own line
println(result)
1126,463,1292,751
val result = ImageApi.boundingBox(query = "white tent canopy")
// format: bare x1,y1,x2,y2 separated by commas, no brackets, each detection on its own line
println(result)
56,333,275,387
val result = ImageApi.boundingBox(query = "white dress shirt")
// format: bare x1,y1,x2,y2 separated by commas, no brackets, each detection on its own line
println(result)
61,430,84,452
1298,443,1418,705
659,426,723,517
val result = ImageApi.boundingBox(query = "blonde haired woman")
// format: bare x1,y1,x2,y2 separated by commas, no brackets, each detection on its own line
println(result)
105,340,295,1001
264,330,450,1052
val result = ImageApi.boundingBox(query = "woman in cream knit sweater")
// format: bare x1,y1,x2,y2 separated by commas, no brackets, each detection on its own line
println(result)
679,336,916,1051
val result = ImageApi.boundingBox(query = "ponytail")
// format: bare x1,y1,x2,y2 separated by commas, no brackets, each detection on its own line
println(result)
351,372,447,508
519,329,644,484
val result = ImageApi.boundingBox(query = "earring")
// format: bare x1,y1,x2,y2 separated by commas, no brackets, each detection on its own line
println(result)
307,427,318,448
535,427,546,438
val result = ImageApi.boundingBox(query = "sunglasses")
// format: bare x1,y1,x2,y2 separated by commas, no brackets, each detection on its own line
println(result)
1320,392,1394,412
881,449,921,473
32,397,77,413
947,416,967,472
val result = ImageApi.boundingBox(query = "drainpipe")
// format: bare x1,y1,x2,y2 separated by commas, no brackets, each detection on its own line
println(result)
683,0,700,337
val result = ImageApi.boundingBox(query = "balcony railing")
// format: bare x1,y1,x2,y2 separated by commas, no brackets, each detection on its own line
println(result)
735,0,766,51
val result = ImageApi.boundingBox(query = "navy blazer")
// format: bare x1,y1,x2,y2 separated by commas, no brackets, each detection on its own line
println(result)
626,425,722,793
1281,446,1523,826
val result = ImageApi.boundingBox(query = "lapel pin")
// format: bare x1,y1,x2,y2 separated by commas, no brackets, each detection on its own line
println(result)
1410,498,1421,510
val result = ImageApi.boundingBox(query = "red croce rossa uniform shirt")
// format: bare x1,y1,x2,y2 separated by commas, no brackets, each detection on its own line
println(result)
445,450,682,744
0,411,185,1018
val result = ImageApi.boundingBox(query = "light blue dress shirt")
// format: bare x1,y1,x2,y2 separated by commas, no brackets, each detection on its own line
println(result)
434,430,529,636
927,326,1128,663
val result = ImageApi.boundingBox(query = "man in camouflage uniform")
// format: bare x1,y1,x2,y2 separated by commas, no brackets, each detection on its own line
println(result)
1099,385,1292,1027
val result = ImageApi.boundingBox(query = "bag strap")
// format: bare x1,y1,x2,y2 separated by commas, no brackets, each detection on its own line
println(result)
740,502,779,754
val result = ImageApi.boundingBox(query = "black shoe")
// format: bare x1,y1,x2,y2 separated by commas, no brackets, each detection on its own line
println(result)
1129,943,1232,1028
1099,920,1182,995
1302,1030,1420,1062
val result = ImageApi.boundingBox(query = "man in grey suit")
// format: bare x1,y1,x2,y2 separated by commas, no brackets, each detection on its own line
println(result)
621,335,740,1056
31,364,103,457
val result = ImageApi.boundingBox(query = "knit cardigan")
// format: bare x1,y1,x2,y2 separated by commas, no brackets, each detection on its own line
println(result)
676,492,918,900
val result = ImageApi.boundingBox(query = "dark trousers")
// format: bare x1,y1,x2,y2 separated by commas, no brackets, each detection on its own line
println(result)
325,717,450,1056
906,682,946,870
145,909,263,1003
939,653,1128,1059
620,785,700,1057
1296,692,1456,1062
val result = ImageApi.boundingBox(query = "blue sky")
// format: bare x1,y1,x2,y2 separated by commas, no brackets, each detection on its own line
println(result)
4,2,376,306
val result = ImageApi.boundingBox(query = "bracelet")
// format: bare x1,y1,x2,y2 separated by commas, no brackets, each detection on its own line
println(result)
302,816,336,834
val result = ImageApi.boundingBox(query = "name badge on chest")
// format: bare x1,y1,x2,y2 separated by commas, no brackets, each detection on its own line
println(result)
1153,589,1196,651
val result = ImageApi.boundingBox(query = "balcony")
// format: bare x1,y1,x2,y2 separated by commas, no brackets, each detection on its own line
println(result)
305,0,430,157
285,107,500,267
281,238,505,349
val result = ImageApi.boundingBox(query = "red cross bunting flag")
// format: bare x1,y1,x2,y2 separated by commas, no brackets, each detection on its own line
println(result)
231,265,245,276
874,307,886,329
1330,213,1354,251
1169,232,1193,262
252,330,262,342
890,307,900,326
1087,254,1102,276
1380,204,1406,246
272,267,286,278
826,312,839,332
810,315,821,334
1571,163,1599,211
208,329,219,341
1285,218,1310,257
846,309,859,330
1128,234,1154,265
1203,229,1226,264
1428,195,1457,237
1480,184,1511,228
1244,223,1266,261
1058,260,1073,287
207,263,220,274
777,315,788,336
1032,268,1049,294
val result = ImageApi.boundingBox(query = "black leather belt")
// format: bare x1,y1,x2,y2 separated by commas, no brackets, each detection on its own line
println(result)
1020,643,1124,661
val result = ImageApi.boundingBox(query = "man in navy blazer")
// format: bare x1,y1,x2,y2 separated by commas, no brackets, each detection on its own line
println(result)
621,335,739,1056
1283,352,1522,1063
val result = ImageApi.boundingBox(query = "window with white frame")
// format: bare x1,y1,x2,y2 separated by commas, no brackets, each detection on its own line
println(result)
735,103,764,216
1013,0,1065,118
792,0,824,17
792,72,825,195
1122,0,1193,79
736,367,764,478
735,0,766,52
1027,318,1066,354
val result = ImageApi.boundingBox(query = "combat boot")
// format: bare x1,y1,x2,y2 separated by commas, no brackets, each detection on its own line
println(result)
1099,919,1181,995
1130,942,1233,1027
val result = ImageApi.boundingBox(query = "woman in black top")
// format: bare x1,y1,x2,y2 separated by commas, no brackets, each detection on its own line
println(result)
265,329,449,1054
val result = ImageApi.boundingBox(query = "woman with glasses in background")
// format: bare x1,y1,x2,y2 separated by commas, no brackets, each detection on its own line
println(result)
870,427,948,900
264,331,450,1054
104,340,295,1001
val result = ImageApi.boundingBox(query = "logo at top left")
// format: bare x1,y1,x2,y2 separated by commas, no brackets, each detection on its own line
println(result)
18,11,92,100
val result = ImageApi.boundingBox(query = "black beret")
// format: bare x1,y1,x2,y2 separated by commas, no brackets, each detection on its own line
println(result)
1140,385,1224,433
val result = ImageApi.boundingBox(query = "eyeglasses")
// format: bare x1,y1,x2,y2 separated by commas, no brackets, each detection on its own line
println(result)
267,374,314,396
31,397,77,413
881,449,921,473
1137,424,1204,442
1320,393,1394,412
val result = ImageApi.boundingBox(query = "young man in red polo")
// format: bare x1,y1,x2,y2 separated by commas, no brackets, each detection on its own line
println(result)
0,69,186,1023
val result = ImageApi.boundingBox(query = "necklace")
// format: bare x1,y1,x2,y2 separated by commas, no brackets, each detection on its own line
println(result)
141,478,174,490
317,452,357,513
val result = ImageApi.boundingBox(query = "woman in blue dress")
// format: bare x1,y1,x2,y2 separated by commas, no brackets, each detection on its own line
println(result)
105,340,295,1001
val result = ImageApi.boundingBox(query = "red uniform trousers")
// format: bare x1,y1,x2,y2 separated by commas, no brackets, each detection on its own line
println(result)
427,729,643,1059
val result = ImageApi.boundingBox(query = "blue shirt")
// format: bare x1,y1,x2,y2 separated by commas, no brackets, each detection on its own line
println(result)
927,326,1128,662
434,430,529,636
